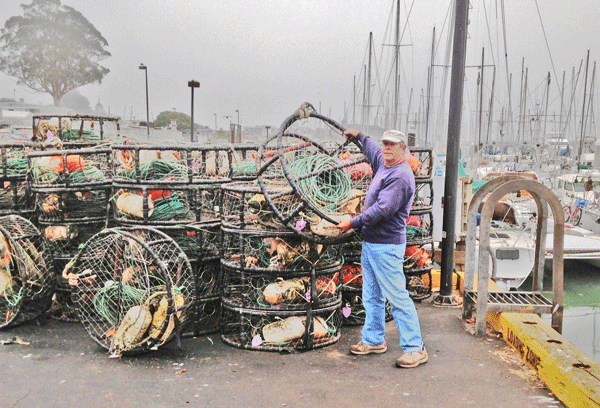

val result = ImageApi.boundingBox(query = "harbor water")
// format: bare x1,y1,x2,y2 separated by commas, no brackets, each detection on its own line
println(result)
535,260,600,364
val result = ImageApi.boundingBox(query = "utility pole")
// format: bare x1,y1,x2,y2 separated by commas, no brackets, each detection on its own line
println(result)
188,80,200,143
434,0,470,306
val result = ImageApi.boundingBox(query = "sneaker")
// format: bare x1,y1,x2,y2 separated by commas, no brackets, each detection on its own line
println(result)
395,347,428,368
350,341,387,355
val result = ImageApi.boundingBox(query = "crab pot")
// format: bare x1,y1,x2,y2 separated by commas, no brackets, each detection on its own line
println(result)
63,227,195,357
144,223,221,260
221,227,342,272
408,147,434,180
27,148,112,189
111,184,221,226
220,301,342,351
0,215,54,329
256,129,370,245
181,295,221,337
41,220,106,260
221,261,341,311
340,287,393,326
32,114,120,142
406,212,434,245
111,145,233,185
0,181,34,219
404,240,434,301
34,186,111,223
340,232,363,259
0,142,35,180
220,181,288,231
229,145,260,181
410,178,434,213
191,255,222,299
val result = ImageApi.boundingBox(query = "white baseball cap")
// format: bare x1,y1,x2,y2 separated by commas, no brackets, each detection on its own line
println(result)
381,130,406,144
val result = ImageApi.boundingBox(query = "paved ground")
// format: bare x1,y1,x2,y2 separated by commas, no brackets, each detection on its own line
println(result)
0,296,565,408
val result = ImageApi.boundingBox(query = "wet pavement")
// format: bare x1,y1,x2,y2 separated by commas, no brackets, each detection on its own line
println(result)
0,296,564,408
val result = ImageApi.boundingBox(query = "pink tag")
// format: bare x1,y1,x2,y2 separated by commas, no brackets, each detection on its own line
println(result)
342,307,352,318
295,219,306,232
306,291,311,301
251,334,263,347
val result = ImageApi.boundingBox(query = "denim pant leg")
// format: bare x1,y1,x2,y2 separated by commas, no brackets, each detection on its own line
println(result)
362,242,424,352
361,243,387,346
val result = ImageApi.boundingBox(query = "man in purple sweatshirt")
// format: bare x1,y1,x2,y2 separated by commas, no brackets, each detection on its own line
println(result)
336,128,428,368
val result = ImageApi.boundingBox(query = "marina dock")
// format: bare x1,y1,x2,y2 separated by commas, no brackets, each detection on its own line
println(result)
0,294,567,408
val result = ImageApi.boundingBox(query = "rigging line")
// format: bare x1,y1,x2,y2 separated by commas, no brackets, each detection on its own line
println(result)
434,0,453,59
481,0,497,67
560,60,583,136
533,0,561,96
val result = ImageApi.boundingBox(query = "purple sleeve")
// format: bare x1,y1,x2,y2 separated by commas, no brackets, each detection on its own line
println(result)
350,176,408,229
356,132,381,172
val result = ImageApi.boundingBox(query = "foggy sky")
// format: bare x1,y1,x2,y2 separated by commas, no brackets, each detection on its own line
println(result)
0,0,598,131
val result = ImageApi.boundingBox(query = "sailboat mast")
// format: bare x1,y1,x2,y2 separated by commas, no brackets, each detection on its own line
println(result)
367,32,373,135
394,0,401,130
579,50,590,164
542,72,551,146
425,26,435,143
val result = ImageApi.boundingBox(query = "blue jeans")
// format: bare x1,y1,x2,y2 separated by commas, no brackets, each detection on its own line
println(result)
361,242,424,352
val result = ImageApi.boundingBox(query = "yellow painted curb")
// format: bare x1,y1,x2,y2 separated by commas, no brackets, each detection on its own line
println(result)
500,312,600,407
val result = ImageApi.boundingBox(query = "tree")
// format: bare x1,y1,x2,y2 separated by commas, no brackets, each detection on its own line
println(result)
0,0,110,106
154,111,200,131
62,89,91,111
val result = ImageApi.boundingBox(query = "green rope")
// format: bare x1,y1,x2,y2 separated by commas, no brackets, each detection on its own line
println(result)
67,165,106,183
60,128,100,141
118,160,188,182
93,282,146,326
287,154,352,214
406,225,424,241
149,194,193,221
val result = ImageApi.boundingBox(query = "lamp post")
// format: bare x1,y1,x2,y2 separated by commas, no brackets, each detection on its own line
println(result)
265,125,271,140
213,113,217,131
138,64,149,138
235,109,240,143
188,80,200,142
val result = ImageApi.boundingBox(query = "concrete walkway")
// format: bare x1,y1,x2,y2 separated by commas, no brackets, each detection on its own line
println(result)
0,296,564,408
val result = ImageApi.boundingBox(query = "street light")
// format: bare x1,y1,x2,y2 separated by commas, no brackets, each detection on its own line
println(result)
213,113,217,131
138,63,149,138
265,125,271,140
188,79,200,142
235,109,240,143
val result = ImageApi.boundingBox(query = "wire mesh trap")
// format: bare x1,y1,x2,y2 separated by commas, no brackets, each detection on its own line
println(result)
111,184,221,226
32,114,121,142
220,302,342,351
229,145,260,181
221,262,341,311
0,215,54,329
181,295,221,337
410,179,433,213
41,220,106,260
27,148,112,189
111,144,233,185
340,288,393,326
256,127,370,244
0,181,34,218
221,181,288,231
220,227,342,272
35,187,111,223
408,147,433,180
62,227,195,357
404,240,434,300
0,142,34,180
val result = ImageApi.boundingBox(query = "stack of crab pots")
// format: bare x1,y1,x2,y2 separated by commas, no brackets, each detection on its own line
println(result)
0,142,37,222
0,215,55,329
27,147,113,320
404,146,435,300
110,143,233,337
220,109,368,351
32,114,121,147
